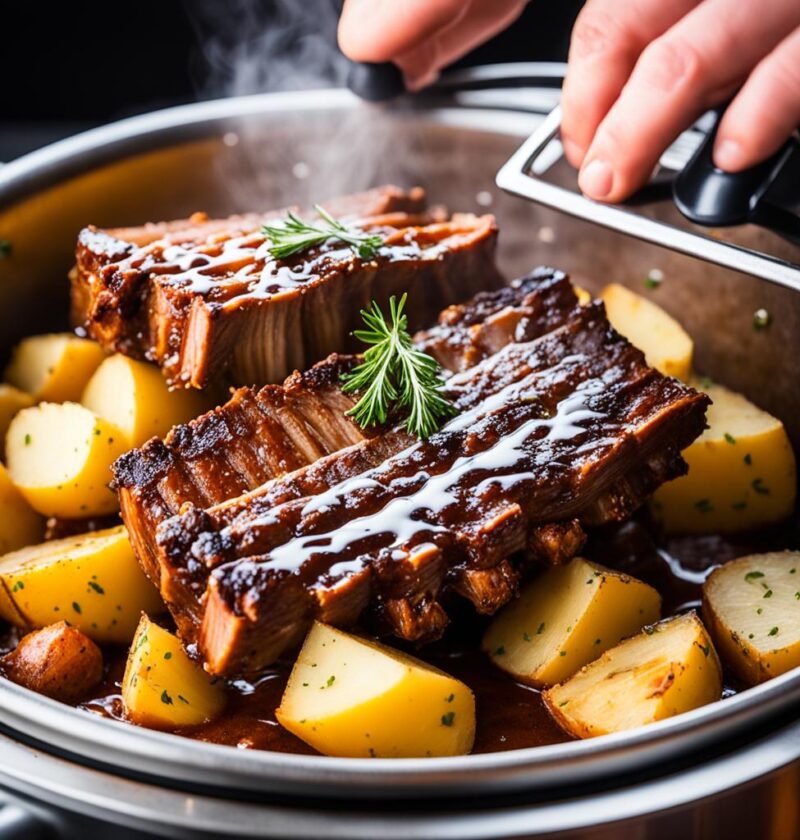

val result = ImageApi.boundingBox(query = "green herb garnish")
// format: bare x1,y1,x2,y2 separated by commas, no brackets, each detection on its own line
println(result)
441,712,455,727
0,240,11,259
342,294,456,439
753,309,771,331
262,205,384,261
745,571,764,583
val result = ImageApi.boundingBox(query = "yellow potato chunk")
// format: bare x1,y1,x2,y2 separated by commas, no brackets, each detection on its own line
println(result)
122,615,226,729
0,463,44,556
704,552,800,685
4,333,106,402
82,355,209,448
0,526,163,644
652,380,796,533
6,402,127,517
483,558,661,687
277,622,475,758
0,384,33,458
601,283,693,381
543,612,722,739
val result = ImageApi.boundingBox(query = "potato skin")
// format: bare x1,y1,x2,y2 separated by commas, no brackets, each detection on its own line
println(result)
601,283,693,381
82,354,209,448
543,613,722,738
0,385,33,459
1,621,103,703
652,380,796,534
276,622,475,758
0,525,164,644
4,333,106,403
0,464,44,555
122,615,226,730
6,403,127,518
703,552,800,685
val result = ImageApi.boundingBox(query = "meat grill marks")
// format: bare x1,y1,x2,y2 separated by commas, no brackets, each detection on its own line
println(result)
152,295,709,678
72,184,503,388
114,269,575,597
113,354,368,587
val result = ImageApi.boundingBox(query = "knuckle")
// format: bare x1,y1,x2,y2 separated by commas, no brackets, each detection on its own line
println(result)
570,8,625,61
766,50,800,98
636,37,705,93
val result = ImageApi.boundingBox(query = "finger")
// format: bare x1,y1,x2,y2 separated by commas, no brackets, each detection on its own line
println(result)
561,0,700,167
714,26,800,171
579,0,800,202
394,0,528,90
338,0,467,64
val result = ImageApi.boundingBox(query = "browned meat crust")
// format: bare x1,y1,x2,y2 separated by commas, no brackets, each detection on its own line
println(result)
142,275,708,678
71,185,503,388
114,269,573,607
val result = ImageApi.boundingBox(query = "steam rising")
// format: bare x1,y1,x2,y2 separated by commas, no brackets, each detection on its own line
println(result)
185,0,415,209
187,0,347,96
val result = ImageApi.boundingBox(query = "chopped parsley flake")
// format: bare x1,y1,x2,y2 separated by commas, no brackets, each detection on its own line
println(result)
743,453,752,466
752,309,771,330
88,581,105,594
164,651,172,660
161,690,173,705
751,478,769,495
0,240,11,258
24,434,31,446
494,645,506,656
745,571,765,583
441,712,455,727
72,601,82,614
723,432,736,445
763,589,773,599
536,622,545,635
768,627,779,637
694,498,713,513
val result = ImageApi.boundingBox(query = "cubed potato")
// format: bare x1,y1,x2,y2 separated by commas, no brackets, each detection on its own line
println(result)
483,557,661,687
0,384,33,458
276,622,475,758
6,402,127,517
703,552,800,685
0,463,44,556
82,354,209,448
4,333,106,402
122,615,226,729
543,612,722,738
601,283,693,381
0,526,163,644
652,380,796,533
1,622,103,703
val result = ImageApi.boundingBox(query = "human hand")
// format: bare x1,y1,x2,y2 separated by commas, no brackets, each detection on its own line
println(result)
560,0,800,202
338,0,529,92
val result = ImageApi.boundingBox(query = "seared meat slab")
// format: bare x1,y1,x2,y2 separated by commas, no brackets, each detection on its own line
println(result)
72,185,502,388
114,269,574,597
142,275,709,678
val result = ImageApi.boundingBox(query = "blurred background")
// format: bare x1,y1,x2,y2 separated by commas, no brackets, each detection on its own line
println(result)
0,0,582,161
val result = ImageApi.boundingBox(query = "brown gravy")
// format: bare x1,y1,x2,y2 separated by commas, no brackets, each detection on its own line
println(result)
5,515,797,755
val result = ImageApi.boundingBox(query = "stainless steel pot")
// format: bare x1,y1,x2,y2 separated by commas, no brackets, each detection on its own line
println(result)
0,65,798,839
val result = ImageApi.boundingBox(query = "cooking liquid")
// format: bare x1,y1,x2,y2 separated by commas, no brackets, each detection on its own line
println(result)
70,516,796,755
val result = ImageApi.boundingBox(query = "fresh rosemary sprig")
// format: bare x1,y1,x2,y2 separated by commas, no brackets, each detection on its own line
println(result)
342,294,457,439
262,205,384,261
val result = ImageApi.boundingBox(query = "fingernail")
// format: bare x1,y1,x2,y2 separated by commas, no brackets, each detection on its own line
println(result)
713,138,744,171
561,138,584,166
579,159,613,199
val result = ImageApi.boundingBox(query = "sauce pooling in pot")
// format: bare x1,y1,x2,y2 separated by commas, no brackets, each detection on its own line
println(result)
63,515,795,755
0,516,791,753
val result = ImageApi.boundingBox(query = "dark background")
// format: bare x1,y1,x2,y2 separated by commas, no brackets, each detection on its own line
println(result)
0,0,582,160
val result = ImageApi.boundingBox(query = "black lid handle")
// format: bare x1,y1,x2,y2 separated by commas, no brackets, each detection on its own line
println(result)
346,61,405,102
673,103,800,244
